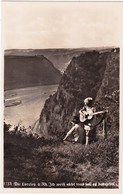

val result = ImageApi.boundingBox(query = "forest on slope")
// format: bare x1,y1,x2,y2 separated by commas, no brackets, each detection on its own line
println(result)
4,55,62,90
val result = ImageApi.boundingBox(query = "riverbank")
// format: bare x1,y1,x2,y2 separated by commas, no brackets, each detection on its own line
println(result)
4,84,58,127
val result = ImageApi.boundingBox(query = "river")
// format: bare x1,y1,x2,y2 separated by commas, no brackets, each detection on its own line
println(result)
4,85,58,127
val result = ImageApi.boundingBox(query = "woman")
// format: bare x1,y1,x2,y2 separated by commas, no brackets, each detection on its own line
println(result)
63,116,85,144
79,97,96,144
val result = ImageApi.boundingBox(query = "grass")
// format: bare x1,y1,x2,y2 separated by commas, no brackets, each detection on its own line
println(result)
4,126,119,188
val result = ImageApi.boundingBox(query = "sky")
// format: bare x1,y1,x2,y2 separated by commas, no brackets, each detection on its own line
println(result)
2,2,123,49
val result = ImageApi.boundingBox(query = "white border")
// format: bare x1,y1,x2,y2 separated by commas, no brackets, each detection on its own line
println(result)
0,1,123,194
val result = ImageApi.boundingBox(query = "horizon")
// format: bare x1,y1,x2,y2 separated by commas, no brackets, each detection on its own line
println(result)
4,46,119,51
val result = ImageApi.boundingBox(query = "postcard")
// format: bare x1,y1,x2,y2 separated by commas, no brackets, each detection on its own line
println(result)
1,1,123,194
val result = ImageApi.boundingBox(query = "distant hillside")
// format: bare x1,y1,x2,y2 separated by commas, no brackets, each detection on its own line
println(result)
4,55,62,90
5,47,115,72
37,48,119,138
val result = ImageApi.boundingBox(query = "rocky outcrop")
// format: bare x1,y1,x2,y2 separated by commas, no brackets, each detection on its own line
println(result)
37,48,119,138
96,48,119,100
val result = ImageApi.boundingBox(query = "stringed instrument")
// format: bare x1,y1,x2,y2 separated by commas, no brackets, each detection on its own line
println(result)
79,110,108,123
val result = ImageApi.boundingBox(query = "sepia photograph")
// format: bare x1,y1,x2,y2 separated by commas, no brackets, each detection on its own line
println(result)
2,1,122,192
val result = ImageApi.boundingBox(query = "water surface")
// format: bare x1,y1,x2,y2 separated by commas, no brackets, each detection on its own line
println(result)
4,85,58,127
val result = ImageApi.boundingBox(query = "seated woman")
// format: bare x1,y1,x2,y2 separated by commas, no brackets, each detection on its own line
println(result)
79,97,97,144
79,97,96,129
63,116,86,144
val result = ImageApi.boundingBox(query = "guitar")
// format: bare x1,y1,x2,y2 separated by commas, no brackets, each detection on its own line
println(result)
79,110,108,123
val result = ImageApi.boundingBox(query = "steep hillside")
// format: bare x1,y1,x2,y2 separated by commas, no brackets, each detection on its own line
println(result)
4,49,89,72
37,48,119,139
4,55,62,90
96,49,119,99
5,48,115,72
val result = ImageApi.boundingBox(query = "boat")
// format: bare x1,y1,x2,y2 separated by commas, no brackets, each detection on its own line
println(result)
5,100,22,107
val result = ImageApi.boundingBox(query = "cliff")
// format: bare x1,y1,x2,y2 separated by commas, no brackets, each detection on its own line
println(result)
4,55,62,90
5,48,115,73
36,48,119,139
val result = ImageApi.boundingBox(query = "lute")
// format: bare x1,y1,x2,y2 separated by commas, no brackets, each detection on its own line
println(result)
79,110,108,123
